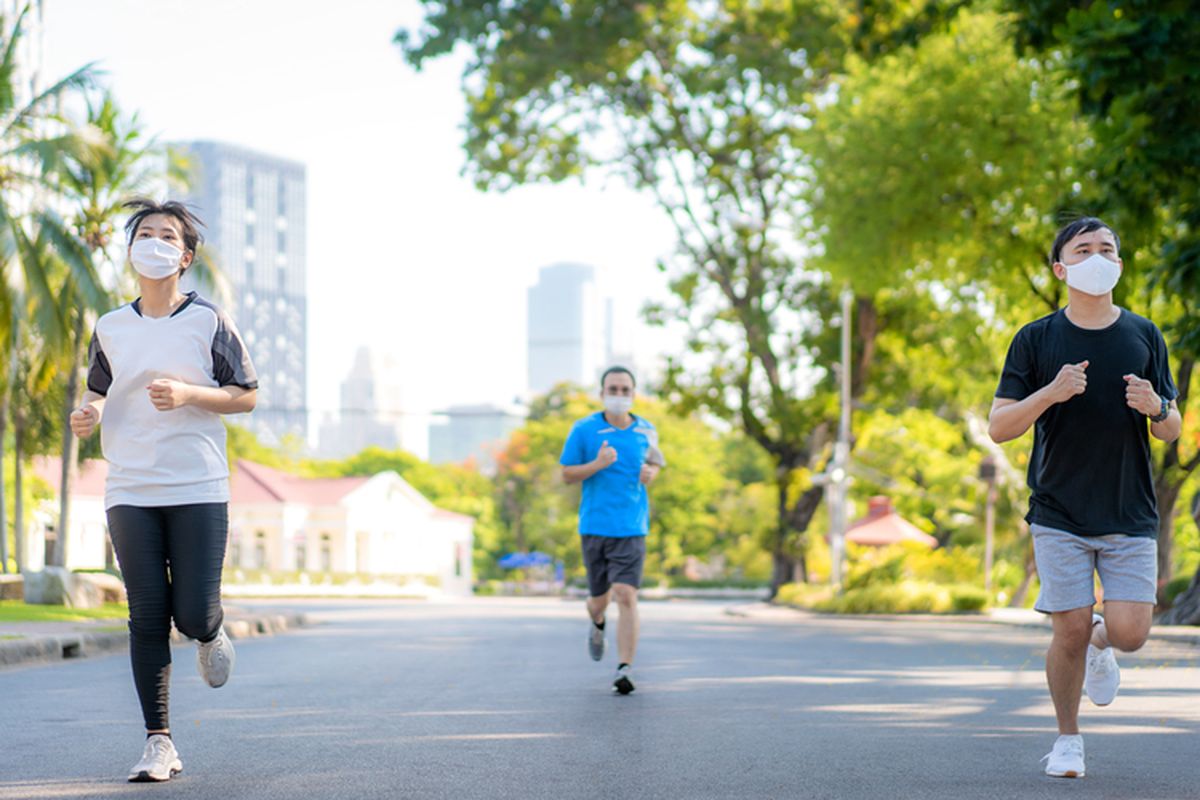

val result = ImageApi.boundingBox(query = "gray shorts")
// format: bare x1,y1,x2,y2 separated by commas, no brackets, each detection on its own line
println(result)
1031,523,1157,613
581,534,646,597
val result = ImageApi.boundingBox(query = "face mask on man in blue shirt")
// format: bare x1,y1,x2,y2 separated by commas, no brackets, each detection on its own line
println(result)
603,395,633,415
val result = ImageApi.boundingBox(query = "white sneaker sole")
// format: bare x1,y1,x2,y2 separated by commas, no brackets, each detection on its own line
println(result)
128,761,182,782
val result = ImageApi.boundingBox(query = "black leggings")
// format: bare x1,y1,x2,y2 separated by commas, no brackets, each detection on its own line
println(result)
107,503,228,731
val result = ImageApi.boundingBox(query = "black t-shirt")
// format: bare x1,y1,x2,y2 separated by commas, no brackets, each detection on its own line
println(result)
996,308,1177,538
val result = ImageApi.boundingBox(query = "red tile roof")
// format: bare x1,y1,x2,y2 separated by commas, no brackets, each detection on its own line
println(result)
231,460,369,505
846,495,938,548
31,456,107,498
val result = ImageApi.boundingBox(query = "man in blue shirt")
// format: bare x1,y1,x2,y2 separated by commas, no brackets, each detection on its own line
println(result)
561,366,665,694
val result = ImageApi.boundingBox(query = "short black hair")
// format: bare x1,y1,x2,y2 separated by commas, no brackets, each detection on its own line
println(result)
123,198,206,258
1050,216,1120,265
600,365,636,390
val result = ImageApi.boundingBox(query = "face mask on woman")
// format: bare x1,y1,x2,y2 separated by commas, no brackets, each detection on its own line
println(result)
130,238,185,279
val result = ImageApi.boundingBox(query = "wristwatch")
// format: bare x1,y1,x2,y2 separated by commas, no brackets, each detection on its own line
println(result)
1149,396,1171,424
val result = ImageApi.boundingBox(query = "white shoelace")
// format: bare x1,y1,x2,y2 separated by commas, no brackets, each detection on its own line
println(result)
141,737,173,767
1043,738,1083,763
1088,647,1112,677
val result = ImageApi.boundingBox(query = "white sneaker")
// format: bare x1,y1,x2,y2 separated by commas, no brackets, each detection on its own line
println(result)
197,626,235,688
1084,615,1119,706
128,734,182,782
1041,734,1085,778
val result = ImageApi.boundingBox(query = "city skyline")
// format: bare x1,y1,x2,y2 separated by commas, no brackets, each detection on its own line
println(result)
43,0,679,447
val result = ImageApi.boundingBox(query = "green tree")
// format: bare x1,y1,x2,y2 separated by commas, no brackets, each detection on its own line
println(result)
36,92,180,567
398,1,860,594
0,5,103,571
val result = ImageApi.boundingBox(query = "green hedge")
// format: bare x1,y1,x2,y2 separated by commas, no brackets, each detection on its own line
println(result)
777,580,988,614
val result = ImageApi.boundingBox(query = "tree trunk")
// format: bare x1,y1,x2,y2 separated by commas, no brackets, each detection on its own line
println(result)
1008,532,1037,608
0,395,7,574
1154,475,1184,606
768,476,823,598
1157,492,1200,625
768,465,798,598
851,296,879,399
57,313,86,569
769,549,796,599
13,405,24,574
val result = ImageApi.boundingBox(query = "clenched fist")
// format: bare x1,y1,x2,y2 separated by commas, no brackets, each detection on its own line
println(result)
147,379,192,411
1047,360,1088,404
69,405,100,438
1123,374,1161,417
595,440,618,469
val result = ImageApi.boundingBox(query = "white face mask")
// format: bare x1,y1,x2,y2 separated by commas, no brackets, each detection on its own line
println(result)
1062,253,1120,296
130,238,185,279
603,395,633,415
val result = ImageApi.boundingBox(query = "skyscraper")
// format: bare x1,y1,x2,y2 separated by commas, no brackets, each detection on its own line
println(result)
527,263,606,396
428,404,525,472
318,346,410,459
175,141,307,445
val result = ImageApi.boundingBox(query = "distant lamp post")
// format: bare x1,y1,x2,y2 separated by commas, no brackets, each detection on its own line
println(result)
978,456,998,593
828,288,853,590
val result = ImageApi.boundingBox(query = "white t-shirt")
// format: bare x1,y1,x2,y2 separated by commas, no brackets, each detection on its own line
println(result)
87,292,258,509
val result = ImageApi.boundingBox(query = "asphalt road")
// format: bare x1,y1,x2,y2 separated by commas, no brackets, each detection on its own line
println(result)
1,598,1198,800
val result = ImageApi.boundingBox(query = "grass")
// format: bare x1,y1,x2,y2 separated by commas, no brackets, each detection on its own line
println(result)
0,601,128,623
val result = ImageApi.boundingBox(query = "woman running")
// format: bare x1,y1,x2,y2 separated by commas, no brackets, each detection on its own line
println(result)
70,198,258,782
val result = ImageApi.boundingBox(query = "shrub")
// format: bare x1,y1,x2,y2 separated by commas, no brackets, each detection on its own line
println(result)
778,580,988,614
950,585,989,612
1164,574,1194,606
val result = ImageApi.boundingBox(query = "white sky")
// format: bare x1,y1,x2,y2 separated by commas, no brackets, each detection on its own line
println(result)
42,0,679,445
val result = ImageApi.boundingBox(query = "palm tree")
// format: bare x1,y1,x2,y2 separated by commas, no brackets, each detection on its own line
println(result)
37,92,169,568
0,4,102,573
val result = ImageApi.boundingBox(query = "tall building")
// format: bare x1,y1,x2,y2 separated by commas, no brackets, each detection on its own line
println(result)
175,141,308,445
527,263,606,396
428,404,525,472
318,346,411,459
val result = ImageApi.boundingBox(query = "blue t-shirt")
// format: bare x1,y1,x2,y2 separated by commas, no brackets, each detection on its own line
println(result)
560,412,665,538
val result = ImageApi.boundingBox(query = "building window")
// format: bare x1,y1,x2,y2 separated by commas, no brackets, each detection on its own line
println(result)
277,268,287,291
254,530,267,570
246,173,255,209
277,177,287,216
277,230,286,254
320,534,332,573
295,541,307,572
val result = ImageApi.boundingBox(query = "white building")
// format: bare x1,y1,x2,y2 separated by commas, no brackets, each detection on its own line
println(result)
31,456,474,595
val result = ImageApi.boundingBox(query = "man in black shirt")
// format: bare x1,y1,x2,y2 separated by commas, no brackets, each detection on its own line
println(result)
989,217,1181,779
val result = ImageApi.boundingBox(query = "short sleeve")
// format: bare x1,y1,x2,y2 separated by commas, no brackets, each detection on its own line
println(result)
85,328,112,396
212,310,258,389
1149,325,1178,403
643,426,666,467
995,327,1037,401
560,422,588,466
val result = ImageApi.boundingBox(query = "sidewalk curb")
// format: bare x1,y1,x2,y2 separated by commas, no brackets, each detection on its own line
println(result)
724,602,1200,647
0,611,311,669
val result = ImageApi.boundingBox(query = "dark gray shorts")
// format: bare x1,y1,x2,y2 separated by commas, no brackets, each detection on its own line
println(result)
581,535,646,597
